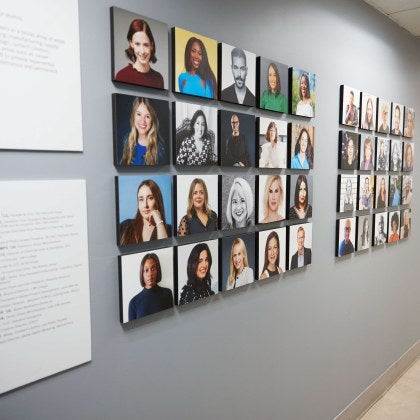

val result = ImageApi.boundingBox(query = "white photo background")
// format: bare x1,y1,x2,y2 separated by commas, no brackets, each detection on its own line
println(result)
258,227,287,278
258,117,288,168
258,174,287,223
288,222,312,269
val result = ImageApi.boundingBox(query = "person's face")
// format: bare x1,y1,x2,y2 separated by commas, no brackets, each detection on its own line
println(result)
267,237,279,266
300,131,308,154
268,179,282,212
297,229,305,253
189,41,202,72
130,31,152,66
346,180,352,196
195,250,209,280
379,217,384,233
363,219,369,234
134,102,152,136
231,186,247,224
406,146,413,165
392,146,399,165
367,100,373,122
407,112,413,130
268,65,277,92
347,139,354,161
298,180,307,207
382,108,388,125
269,125,276,142
232,244,244,272
193,115,205,139
380,178,385,192
394,108,400,130
364,178,369,193
231,55,247,89
138,185,156,220
300,76,308,97
344,220,351,242
365,142,372,161
192,182,205,210
142,258,158,289
380,141,384,155
392,220,398,234
231,115,240,135
349,93,354,106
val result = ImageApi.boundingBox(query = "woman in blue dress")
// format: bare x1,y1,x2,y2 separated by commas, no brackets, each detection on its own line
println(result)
291,127,313,169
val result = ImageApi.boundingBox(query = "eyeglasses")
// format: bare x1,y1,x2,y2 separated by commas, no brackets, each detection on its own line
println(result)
344,226,351,232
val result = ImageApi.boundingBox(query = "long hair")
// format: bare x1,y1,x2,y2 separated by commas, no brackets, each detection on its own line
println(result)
299,73,311,100
363,97,374,129
294,175,309,210
121,97,159,165
263,175,283,219
363,137,373,166
139,253,162,287
187,243,212,289
125,19,157,64
226,178,253,227
265,121,278,143
228,237,249,288
261,231,280,277
294,128,313,167
267,63,281,96
186,178,212,220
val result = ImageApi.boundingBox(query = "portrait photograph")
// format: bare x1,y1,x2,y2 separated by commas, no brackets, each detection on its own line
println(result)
358,175,375,211
175,174,219,237
174,101,218,166
388,175,402,207
339,131,359,170
373,212,388,246
116,174,173,246
401,175,413,205
375,175,389,209
402,142,414,172
403,107,415,138
219,110,255,167
219,43,256,107
113,93,169,167
375,137,389,171
172,27,218,100
257,57,288,113
119,246,174,324
175,239,219,306
290,123,315,169
290,68,316,117
359,134,375,171
339,85,360,127
257,174,287,224
220,233,255,291
387,210,400,243
257,227,287,281
336,217,356,257
389,140,402,172
111,7,168,90
376,98,391,134
221,174,255,231
400,208,411,239
356,215,372,252
337,174,357,213
288,222,312,270
391,102,404,136
360,92,377,131
288,174,313,220
258,117,288,168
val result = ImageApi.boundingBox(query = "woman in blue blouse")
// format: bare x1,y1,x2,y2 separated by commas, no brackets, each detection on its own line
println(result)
291,127,313,169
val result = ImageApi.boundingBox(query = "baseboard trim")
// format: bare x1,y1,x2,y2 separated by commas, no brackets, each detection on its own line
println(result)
334,339,420,420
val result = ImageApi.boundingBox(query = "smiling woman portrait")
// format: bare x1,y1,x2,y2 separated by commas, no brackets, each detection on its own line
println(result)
260,175,285,223
226,237,254,290
225,177,254,229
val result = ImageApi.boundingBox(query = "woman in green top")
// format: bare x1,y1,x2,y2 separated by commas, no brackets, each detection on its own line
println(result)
259,63,287,113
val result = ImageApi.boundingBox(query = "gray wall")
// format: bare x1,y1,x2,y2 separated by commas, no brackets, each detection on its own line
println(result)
1,0,419,419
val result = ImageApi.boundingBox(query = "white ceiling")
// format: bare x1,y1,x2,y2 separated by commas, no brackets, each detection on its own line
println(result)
363,0,420,37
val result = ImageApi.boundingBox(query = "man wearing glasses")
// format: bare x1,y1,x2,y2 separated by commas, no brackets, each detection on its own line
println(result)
224,114,250,167
339,218,355,256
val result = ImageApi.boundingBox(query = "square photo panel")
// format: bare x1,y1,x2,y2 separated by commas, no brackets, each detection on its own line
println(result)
401,175,413,205
219,110,255,167
359,134,375,171
389,140,402,172
257,174,287,224
376,98,391,134
111,7,168,90
340,85,360,127
289,123,315,169
403,107,415,138
337,175,357,213
391,102,404,136
336,217,356,257
373,212,388,246
221,174,255,231
339,131,359,170
375,137,389,171
172,27,218,100
388,175,402,207
219,43,256,107
403,142,414,172
288,223,312,270
360,93,377,131
116,175,172,246
220,233,255,291
375,175,389,209
356,215,372,252
175,239,219,306
388,210,400,243
174,101,218,166
119,246,174,324
257,227,287,280
258,117,288,168
175,174,219,237
358,175,375,211
290,68,316,117
288,174,313,220
257,57,289,113
400,208,411,239
113,94,170,167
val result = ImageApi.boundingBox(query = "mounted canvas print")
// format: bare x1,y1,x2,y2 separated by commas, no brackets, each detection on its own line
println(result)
113,94,170,167
375,137,389,171
359,135,375,171
339,131,359,170
288,223,312,270
360,92,377,131
375,175,389,209
257,57,288,113
288,174,313,220
220,233,255,291
389,140,402,172
339,85,360,127
257,227,287,280
116,175,172,246
376,98,391,134
404,107,415,138
119,246,174,324
174,101,218,166
219,43,256,107
336,217,356,257
111,7,168,90
257,174,287,224
175,174,219,237
219,110,255,167
175,239,219,305
289,123,315,169
388,210,400,243
258,117,288,168
401,175,413,205
391,102,404,136
388,175,402,207
373,212,388,246
172,27,218,99
358,175,374,211
337,175,357,213
400,208,411,239
403,142,414,172
290,68,316,117
356,215,372,251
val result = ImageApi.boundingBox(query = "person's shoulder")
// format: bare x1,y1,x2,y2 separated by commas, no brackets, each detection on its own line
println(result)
115,64,133,79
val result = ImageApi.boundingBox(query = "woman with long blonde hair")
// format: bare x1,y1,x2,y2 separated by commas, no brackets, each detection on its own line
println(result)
226,237,254,290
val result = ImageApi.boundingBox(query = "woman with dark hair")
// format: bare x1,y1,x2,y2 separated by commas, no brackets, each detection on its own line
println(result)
225,177,254,229
179,243,215,304
296,73,313,117
376,139,388,171
259,121,282,168
128,253,173,321
390,141,402,172
259,63,287,113
362,97,375,130
178,37,217,99
341,134,356,170
291,128,313,169
289,175,312,220
360,137,373,170
359,217,370,249
376,177,387,208
403,143,413,171
119,179,171,245
260,231,283,280
226,238,254,289
115,19,164,88
388,212,400,243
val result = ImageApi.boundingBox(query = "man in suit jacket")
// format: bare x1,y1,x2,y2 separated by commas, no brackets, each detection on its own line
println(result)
290,226,312,269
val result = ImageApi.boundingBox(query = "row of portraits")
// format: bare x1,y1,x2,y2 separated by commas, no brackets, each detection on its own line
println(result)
116,174,314,246
339,131,414,172
339,85,415,138
110,7,317,117
335,208,411,257
119,223,313,323
113,94,316,168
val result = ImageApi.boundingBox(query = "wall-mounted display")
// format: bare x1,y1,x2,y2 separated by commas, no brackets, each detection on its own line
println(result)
219,43,256,107
389,140,402,172
389,175,402,207
219,111,255,167
404,107,415,138
375,137,389,171
172,27,218,99
373,212,388,246
400,208,411,239
401,175,413,205
358,175,374,211
257,228,287,280
288,174,313,220
359,134,375,171
336,217,356,257
288,223,312,270
360,92,377,131
391,102,404,136
116,175,173,246
111,7,168,90
290,68,316,117
119,247,174,324
257,57,288,113
402,142,414,172
356,215,372,252
388,211,400,243
257,174,287,224
337,175,357,213
376,98,391,134
174,101,218,166
113,94,169,166
375,175,389,209
340,85,360,127
339,131,359,170
258,117,288,168
289,123,315,169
